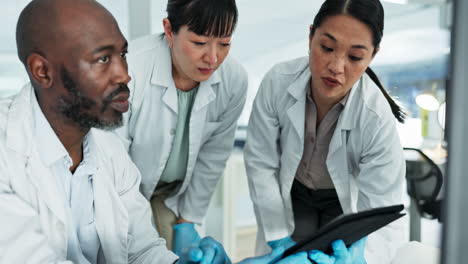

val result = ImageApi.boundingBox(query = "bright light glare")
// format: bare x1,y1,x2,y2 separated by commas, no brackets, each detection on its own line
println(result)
416,94,440,111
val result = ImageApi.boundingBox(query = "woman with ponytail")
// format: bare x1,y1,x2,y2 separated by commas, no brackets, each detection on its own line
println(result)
244,0,407,263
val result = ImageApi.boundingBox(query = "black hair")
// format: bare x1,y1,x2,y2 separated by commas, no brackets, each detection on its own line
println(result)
311,0,406,123
166,0,238,37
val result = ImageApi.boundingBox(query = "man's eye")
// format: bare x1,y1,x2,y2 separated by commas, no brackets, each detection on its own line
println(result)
121,51,128,59
98,56,110,64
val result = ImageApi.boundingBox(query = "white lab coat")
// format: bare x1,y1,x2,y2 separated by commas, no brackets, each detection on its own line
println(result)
116,34,248,223
0,84,178,264
244,57,406,263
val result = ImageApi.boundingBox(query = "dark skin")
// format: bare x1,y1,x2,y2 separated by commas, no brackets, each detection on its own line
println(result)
19,0,130,172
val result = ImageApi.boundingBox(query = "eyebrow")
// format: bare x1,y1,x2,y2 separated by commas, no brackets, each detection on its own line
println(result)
321,32,369,50
92,41,128,54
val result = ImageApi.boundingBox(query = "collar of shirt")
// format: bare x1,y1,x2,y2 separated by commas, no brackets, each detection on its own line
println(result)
78,132,98,177
32,93,70,167
32,94,98,175
150,36,222,89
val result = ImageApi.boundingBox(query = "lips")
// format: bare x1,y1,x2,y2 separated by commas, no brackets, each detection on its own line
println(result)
109,92,129,113
198,68,213,75
321,77,341,87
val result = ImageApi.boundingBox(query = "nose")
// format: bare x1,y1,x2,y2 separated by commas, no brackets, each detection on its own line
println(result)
204,45,218,66
113,57,131,85
328,55,345,75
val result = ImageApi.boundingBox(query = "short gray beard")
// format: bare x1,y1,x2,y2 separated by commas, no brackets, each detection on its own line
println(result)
57,66,123,131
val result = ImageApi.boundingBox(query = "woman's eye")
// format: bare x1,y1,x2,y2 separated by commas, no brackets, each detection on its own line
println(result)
349,55,363,61
220,43,231,47
98,56,110,64
321,45,333,52
193,41,206,46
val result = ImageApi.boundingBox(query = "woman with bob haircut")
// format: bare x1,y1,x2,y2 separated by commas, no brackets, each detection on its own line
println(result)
116,0,247,258
244,0,407,263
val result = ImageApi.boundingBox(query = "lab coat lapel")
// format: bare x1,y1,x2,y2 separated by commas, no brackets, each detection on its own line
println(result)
192,73,218,112
28,149,68,223
326,123,356,213
326,78,364,214
326,132,352,213
162,85,178,114
286,69,310,141
93,164,128,264
151,36,178,114
327,76,362,157
7,84,67,224
181,75,219,190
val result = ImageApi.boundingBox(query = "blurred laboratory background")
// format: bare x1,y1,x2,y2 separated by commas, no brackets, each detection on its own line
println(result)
0,0,455,262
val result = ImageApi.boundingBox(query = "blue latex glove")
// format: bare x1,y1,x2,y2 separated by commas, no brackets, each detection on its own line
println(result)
267,236,296,250
197,237,231,264
238,247,312,264
174,223,231,264
173,223,202,256
309,238,367,264
176,244,204,264
176,237,231,264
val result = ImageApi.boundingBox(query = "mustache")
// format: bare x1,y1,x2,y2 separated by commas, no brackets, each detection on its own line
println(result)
101,84,130,112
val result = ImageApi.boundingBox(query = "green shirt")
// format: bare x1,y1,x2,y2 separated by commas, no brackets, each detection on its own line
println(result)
159,86,198,183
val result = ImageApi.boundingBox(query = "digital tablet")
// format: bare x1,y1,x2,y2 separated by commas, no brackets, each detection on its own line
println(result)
281,204,405,258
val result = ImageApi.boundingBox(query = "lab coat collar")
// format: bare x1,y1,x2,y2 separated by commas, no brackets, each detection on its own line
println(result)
151,36,174,89
285,63,364,151
335,76,364,131
31,87,99,175
285,66,310,140
286,66,310,101
6,83,34,155
286,65,364,132
327,76,365,159
32,92,69,167
81,132,98,176
150,36,220,113
6,83,68,223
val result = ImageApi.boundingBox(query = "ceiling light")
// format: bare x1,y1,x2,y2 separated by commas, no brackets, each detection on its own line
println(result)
416,93,440,111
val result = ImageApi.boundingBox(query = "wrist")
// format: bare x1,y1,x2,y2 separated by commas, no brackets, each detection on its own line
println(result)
174,222,195,230
177,216,192,224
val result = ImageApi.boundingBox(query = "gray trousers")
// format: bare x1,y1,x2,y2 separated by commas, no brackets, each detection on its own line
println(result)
291,179,343,242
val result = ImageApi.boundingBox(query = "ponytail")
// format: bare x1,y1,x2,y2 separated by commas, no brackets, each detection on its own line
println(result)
365,67,406,123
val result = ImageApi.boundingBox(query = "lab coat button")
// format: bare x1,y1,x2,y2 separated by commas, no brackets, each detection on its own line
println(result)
170,128,176,135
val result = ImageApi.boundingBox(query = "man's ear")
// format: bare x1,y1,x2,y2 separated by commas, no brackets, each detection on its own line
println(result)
26,53,53,89
163,18,174,48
